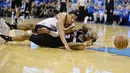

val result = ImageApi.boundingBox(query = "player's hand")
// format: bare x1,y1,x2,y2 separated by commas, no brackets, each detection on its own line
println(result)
92,32,98,39
65,45,72,52
37,28,50,34
83,41,92,46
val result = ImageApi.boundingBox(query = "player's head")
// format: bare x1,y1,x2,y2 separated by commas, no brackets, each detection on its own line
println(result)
82,30,98,43
82,25,92,33
66,14,77,24
64,11,77,28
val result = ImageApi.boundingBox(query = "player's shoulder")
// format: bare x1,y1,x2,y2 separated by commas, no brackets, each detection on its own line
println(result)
75,29,84,33
56,12,67,21
56,12,67,17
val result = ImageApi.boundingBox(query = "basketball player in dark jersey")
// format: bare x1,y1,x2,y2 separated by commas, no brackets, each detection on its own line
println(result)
0,25,98,50
23,0,32,19
10,0,22,24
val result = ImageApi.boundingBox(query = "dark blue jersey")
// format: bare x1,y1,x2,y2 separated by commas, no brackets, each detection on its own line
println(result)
65,29,84,43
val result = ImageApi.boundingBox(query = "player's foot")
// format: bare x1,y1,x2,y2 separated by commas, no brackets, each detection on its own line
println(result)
0,19,18,30
0,33,12,42
0,18,11,30
14,18,18,24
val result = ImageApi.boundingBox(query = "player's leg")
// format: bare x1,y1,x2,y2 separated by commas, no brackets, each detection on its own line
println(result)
23,1,28,19
14,0,22,24
0,32,31,42
0,19,35,31
99,13,104,22
104,13,107,23
93,12,98,23
10,0,15,19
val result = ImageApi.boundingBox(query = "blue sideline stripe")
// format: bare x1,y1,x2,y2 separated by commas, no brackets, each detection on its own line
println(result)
88,47,130,57
129,13,130,22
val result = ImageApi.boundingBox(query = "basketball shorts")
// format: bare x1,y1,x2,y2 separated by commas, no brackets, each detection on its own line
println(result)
29,34,63,48
34,25,56,33
11,0,22,9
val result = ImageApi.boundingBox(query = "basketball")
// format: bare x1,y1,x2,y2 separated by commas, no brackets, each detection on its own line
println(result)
114,36,128,50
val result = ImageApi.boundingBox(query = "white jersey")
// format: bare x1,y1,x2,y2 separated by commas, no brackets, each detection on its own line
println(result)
37,17,58,32
36,13,75,37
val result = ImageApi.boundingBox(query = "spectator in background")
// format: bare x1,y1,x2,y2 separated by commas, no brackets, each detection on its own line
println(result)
59,0,70,12
105,0,114,25
118,6,129,25
77,0,88,22
93,0,106,23
84,2,94,23
113,5,121,25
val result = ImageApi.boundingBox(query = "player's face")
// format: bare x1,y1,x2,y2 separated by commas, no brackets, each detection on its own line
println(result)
83,32,98,42
64,14,77,28
83,34,92,42
67,14,77,25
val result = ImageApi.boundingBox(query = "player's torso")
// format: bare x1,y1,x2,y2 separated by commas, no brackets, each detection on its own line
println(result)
65,29,84,43
37,17,58,31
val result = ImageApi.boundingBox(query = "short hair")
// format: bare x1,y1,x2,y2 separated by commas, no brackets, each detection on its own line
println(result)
82,25,92,33
68,10,78,17
69,14,77,20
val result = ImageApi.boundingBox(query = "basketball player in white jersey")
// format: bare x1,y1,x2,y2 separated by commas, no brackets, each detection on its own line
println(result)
23,0,32,18
0,25,98,50
0,12,77,51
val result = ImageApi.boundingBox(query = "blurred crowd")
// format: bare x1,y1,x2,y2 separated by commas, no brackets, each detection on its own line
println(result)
0,0,59,18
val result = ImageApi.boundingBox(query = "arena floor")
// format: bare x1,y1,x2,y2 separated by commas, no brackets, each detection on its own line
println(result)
0,18,130,73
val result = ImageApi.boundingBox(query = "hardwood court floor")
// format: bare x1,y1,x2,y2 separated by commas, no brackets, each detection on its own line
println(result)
0,18,130,73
